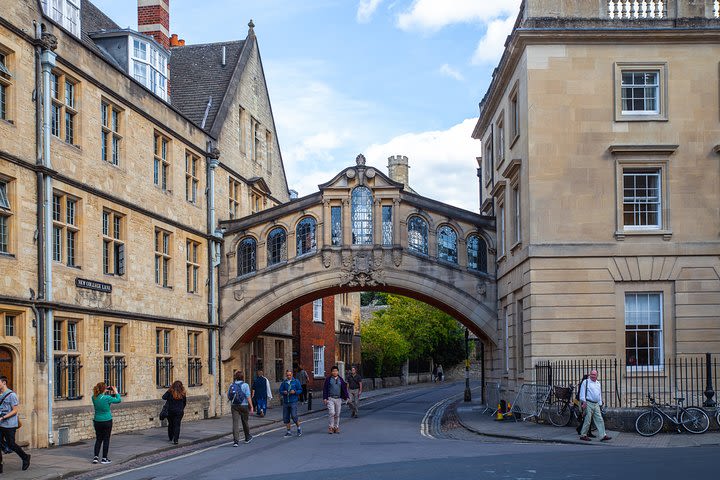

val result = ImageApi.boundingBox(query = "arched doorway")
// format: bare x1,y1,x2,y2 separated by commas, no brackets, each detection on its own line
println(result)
0,347,13,388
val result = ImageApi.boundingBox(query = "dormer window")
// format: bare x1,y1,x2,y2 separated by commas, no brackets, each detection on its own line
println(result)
41,0,81,38
130,37,168,101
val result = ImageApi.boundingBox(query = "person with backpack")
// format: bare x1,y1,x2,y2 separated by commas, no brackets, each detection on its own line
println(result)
251,370,270,417
90,381,121,465
279,369,302,437
162,381,187,444
322,366,349,434
0,376,30,473
579,369,611,442
227,371,253,446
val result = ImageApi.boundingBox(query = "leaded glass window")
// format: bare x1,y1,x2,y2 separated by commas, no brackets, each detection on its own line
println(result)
382,205,392,246
467,235,487,273
351,187,373,245
437,225,458,264
331,206,342,246
237,237,256,276
296,217,317,256
267,228,287,266
407,216,428,254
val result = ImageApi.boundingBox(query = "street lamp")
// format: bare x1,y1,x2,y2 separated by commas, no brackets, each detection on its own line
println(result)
464,328,471,402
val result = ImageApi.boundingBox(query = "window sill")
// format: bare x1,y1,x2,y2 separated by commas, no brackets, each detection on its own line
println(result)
55,395,84,401
509,133,520,149
104,273,127,281
0,118,15,127
0,252,16,259
510,241,522,253
615,229,672,241
615,114,668,123
156,285,173,290
153,186,173,196
497,253,507,264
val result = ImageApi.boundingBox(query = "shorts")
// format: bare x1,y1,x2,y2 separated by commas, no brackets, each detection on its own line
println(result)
283,402,298,424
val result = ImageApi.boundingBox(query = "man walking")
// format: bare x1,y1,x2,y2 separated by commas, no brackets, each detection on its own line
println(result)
346,366,363,418
279,370,302,437
0,376,30,472
297,365,309,403
227,371,253,447
323,366,349,434
251,370,270,417
579,369,611,442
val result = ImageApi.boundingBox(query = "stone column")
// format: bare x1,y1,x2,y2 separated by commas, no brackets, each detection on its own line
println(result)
342,198,351,245
392,199,400,246
373,198,382,245
321,200,330,247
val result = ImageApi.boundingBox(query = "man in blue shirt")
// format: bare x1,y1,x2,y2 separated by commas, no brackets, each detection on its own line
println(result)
251,370,269,417
279,369,302,437
227,371,253,446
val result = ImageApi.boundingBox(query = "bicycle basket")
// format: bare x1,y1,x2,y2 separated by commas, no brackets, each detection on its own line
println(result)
553,386,572,401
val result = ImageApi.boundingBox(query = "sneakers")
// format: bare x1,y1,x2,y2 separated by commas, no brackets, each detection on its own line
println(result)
579,436,591,441
100,458,111,465
328,427,334,434
284,430,293,437
297,428,302,437
92,456,99,464
233,442,239,447
600,436,612,442
334,427,340,434
173,440,178,445
244,435,253,444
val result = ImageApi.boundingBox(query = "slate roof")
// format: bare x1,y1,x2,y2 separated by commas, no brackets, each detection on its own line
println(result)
169,40,246,129
80,0,120,50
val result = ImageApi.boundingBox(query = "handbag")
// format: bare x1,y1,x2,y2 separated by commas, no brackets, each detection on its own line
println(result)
159,400,169,421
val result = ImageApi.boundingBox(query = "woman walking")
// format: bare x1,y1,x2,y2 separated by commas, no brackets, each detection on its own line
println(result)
162,381,187,444
91,382,121,464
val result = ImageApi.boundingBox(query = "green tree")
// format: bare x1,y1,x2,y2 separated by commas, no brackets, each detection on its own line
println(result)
361,319,410,377
360,291,388,306
374,295,465,365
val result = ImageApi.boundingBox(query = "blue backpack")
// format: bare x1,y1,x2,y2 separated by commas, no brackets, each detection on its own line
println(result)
228,382,247,405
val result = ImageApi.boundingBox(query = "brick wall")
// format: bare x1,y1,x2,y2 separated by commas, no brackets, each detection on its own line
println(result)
292,297,336,391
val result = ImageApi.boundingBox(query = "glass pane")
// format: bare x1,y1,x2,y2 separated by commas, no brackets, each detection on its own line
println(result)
331,206,342,246
351,187,373,245
407,216,428,254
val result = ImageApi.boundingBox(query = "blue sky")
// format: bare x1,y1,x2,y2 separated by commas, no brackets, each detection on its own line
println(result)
93,0,522,210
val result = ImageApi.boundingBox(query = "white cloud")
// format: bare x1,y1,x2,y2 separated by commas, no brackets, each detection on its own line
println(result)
357,0,384,23
471,16,516,65
438,63,464,81
397,0,521,32
364,118,480,211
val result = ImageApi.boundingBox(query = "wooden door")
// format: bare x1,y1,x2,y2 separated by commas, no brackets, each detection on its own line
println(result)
0,347,13,389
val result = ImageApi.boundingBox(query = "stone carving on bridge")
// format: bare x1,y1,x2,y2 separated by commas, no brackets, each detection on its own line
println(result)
476,281,487,298
339,248,386,287
392,248,403,267
233,287,245,303
355,154,366,166
322,249,332,268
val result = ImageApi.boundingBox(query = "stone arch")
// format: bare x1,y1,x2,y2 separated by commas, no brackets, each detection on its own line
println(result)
257,220,291,242
467,229,496,253
229,232,260,254
221,261,497,361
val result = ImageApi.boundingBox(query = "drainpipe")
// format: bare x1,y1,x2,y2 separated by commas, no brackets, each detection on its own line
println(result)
39,31,57,447
33,22,45,363
206,144,222,411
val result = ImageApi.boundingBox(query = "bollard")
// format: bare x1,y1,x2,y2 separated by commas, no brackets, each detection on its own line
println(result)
703,352,716,407
307,391,313,411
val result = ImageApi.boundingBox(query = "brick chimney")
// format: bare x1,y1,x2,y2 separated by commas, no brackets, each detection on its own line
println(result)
138,0,170,50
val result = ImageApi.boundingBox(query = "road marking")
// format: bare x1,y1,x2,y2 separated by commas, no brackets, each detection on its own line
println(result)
94,388,435,480
420,386,482,439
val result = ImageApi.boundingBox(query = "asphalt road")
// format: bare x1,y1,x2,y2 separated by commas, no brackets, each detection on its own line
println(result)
94,383,718,480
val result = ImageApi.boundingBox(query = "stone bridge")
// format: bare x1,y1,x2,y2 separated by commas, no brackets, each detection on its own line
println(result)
218,155,497,361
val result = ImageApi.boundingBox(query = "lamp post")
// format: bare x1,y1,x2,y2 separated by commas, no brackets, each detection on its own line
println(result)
464,328,471,402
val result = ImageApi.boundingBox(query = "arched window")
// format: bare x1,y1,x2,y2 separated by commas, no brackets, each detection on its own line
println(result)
407,216,428,254
467,234,488,273
437,225,458,264
237,237,257,276
351,186,373,245
267,227,287,266
296,217,317,256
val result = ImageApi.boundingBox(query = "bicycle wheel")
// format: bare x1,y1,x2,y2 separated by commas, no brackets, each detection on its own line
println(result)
547,400,572,427
635,410,663,436
681,407,709,434
715,409,720,429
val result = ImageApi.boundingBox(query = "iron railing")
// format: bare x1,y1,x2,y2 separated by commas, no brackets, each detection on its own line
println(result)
534,354,719,408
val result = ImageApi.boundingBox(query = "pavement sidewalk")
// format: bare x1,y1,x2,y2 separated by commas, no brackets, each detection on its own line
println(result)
2,383,425,480
454,400,720,448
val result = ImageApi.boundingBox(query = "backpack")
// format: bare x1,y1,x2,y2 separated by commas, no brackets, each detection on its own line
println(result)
576,375,591,402
228,382,247,405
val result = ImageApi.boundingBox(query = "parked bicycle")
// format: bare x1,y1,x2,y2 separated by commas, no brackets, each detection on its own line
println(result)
546,385,581,427
635,394,709,436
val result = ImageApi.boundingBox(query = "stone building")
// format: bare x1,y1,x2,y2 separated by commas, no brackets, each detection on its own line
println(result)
473,0,720,390
0,0,292,447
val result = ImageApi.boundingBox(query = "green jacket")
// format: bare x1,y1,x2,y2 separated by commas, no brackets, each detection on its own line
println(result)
92,393,121,422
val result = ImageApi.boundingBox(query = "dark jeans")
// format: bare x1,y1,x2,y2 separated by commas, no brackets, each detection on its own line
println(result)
0,427,29,462
167,412,184,442
93,420,113,458
231,405,250,442
299,384,307,402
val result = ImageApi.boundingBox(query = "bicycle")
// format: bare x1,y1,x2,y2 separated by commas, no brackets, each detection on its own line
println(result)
546,385,581,427
635,394,710,436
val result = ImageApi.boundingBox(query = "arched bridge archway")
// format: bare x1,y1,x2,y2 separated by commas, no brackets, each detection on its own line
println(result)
219,155,497,361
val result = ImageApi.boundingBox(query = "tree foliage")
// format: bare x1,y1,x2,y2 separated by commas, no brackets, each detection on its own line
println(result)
360,291,388,306
361,295,466,376
360,318,410,377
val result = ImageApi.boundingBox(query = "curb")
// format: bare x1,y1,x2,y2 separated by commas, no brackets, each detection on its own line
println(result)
451,401,607,447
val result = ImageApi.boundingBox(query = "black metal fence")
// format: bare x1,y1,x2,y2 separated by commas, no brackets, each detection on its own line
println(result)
534,354,719,408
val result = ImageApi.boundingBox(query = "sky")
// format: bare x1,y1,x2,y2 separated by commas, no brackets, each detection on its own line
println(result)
93,0,522,211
